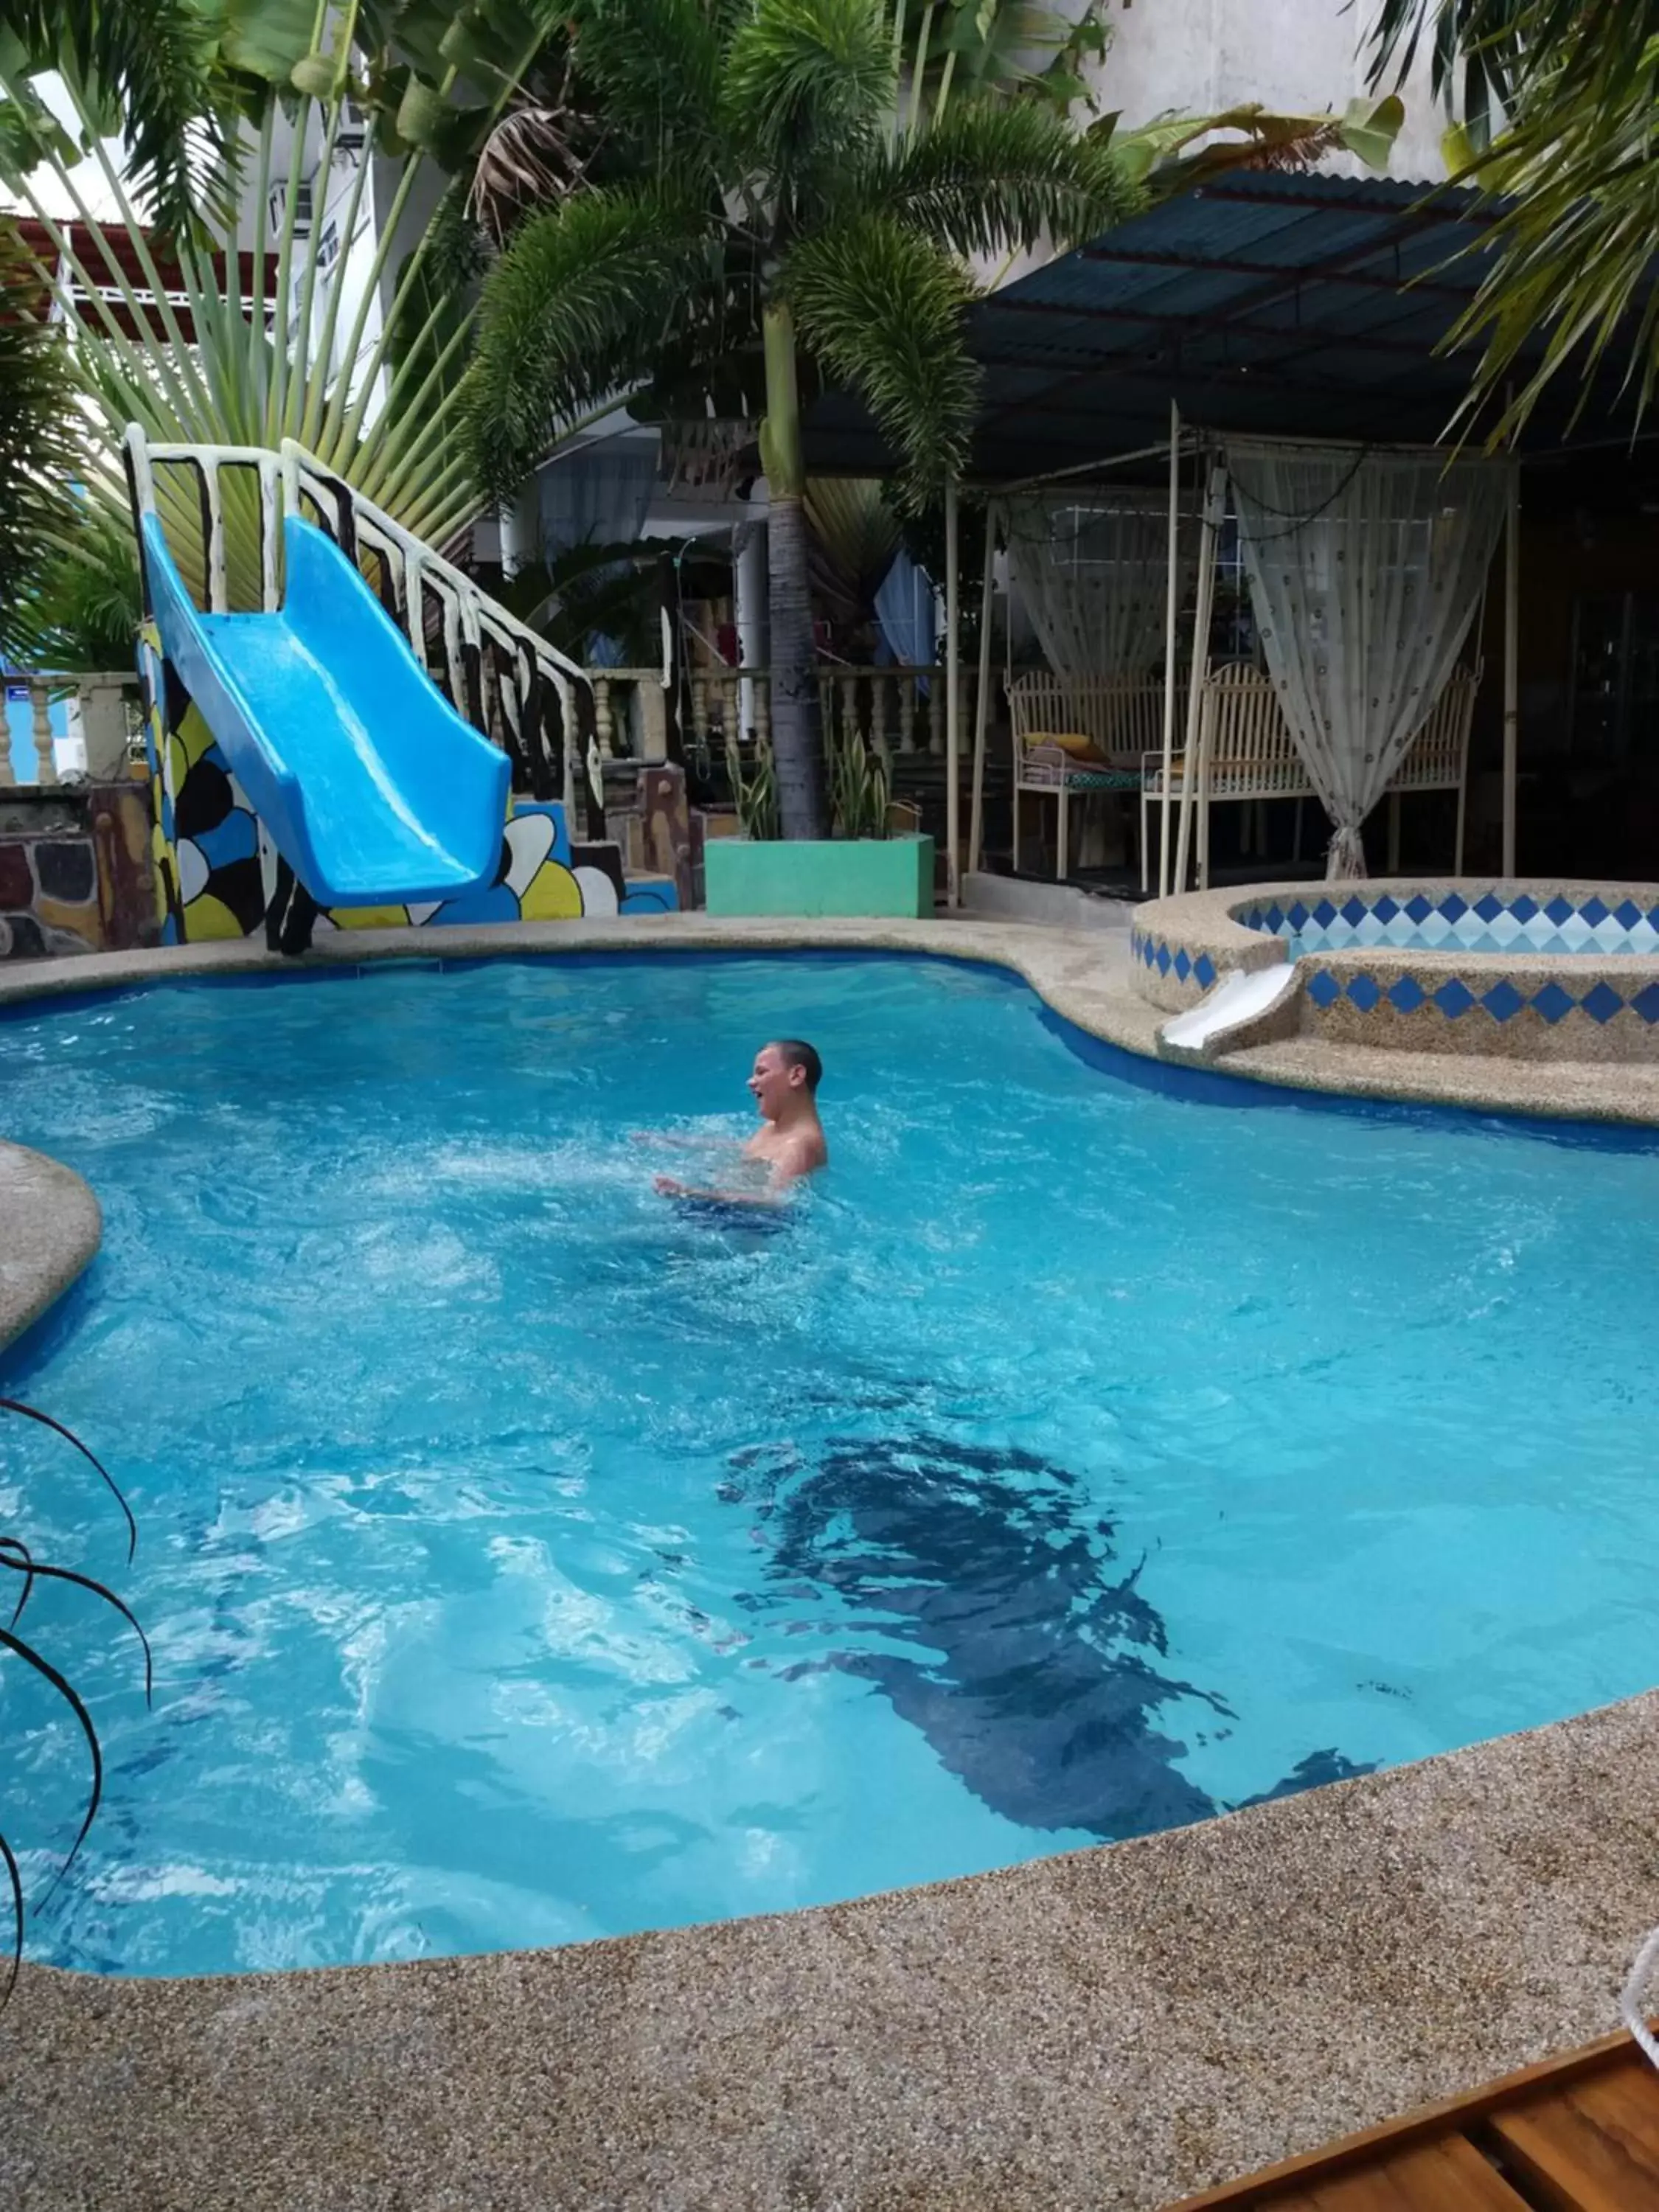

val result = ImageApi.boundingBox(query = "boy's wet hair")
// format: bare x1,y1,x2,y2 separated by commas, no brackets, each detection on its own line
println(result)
773,1038,823,1091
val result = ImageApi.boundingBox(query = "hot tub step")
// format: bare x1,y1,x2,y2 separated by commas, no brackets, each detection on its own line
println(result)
1159,961,1301,1062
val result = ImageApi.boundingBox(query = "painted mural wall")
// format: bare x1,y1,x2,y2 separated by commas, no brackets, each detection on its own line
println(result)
0,782,159,961
136,622,678,945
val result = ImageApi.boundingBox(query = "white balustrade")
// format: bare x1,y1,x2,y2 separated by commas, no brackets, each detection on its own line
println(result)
4,672,144,787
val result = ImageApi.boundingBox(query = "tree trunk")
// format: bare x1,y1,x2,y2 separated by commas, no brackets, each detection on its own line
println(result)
762,302,827,840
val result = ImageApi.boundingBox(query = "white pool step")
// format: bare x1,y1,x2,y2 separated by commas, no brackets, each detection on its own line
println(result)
1158,961,1300,1062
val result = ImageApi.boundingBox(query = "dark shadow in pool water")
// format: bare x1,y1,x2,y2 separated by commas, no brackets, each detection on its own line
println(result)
723,1432,1372,1841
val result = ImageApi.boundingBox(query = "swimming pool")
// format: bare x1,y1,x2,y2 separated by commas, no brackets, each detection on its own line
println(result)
3,952,1658,1976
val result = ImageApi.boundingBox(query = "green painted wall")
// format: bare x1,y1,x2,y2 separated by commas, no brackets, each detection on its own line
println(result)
703,837,935,918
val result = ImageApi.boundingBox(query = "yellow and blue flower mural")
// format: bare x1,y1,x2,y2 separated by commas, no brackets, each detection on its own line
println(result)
137,623,678,944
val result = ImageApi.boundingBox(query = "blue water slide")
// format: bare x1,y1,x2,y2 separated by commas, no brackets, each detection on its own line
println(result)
141,507,510,906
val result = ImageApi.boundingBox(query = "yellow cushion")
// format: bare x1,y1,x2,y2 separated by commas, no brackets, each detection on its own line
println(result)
1025,731,1106,762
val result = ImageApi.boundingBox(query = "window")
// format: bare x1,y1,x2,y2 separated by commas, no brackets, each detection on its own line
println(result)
268,178,313,238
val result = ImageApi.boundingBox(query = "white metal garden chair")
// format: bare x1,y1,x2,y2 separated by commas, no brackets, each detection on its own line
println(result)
1008,672,1183,880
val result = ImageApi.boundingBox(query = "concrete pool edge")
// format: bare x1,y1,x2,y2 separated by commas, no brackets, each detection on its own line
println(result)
7,1689,1659,2210
0,1139,101,1353
4,916,1658,2208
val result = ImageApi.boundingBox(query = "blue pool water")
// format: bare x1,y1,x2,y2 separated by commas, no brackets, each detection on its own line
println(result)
1282,924,1659,959
2,952,1658,1978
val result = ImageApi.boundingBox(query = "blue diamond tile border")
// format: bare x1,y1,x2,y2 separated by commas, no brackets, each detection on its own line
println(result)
1481,980,1524,1022
1532,981,1575,1025
1433,978,1475,1019
1582,979,1623,1024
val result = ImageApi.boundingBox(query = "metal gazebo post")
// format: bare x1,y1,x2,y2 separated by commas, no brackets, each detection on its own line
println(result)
945,478,961,905
968,501,998,877
1175,459,1228,894
1158,402,1180,898
1502,459,1520,878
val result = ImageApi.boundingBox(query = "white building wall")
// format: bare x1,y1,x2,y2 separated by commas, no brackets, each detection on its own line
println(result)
1096,0,1451,181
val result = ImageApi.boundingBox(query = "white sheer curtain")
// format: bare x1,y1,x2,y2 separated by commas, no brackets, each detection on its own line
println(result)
1005,492,1181,681
539,437,660,555
538,436,661,667
1225,441,1509,877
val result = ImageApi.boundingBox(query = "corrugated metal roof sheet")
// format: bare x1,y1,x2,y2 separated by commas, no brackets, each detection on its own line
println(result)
802,172,1648,482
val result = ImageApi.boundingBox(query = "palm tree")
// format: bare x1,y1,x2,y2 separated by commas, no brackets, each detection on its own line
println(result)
1367,1,1659,439
464,0,1135,839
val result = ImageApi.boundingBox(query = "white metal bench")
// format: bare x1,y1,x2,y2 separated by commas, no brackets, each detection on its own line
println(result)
1008,674,1186,880
1139,662,1478,890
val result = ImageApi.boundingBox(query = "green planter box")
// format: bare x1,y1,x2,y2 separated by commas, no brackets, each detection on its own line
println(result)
703,835,935,919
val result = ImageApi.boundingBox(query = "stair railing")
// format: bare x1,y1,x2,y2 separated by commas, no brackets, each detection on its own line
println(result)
122,427,598,830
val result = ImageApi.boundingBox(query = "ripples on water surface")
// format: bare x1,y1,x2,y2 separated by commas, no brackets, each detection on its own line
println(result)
1,952,1655,1973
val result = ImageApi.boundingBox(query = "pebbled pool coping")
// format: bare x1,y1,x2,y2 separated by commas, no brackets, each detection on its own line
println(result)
3,915,1659,2212
0,1139,100,1352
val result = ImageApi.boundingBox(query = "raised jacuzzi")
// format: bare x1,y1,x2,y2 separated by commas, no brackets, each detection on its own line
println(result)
1131,880,1659,1062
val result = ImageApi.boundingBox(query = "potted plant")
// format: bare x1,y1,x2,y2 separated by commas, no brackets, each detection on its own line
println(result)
704,723,934,918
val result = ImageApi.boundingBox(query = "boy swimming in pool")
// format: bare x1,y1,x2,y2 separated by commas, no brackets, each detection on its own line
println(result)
653,1039,828,1206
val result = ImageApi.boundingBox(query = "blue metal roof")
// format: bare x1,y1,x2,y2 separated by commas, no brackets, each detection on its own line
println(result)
802,171,1649,482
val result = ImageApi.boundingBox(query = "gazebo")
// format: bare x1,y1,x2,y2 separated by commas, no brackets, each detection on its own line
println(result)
803,171,1659,904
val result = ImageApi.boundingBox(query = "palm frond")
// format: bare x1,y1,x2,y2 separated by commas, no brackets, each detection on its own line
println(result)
1360,1,1659,442
1363,0,1659,147
3,0,235,236
869,96,1136,257
2,508,142,673
465,185,723,497
565,0,731,156
783,214,979,501
0,223,83,663
723,0,894,188
1444,38,1659,440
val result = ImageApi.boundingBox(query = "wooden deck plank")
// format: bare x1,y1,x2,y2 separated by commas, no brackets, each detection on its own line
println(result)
1167,2029,1636,2208
1280,2133,1534,2209
1485,2053,1659,2212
